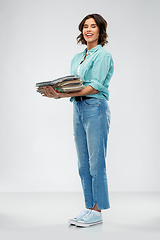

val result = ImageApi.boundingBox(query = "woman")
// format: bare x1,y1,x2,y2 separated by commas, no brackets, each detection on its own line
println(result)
43,13,114,227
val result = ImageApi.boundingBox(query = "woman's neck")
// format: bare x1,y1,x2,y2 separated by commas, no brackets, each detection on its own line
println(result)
87,42,98,51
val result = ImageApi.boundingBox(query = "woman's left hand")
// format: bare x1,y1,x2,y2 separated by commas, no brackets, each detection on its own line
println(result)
42,86,64,99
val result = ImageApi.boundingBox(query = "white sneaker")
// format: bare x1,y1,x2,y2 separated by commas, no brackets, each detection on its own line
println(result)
75,210,103,227
68,209,92,225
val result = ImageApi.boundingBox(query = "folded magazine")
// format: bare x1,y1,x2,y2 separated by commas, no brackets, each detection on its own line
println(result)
36,75,84,94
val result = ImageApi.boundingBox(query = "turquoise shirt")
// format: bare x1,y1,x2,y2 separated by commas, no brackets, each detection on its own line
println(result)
70,44,114,102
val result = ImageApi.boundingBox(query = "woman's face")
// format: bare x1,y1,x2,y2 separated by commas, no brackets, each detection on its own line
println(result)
82,18,99,46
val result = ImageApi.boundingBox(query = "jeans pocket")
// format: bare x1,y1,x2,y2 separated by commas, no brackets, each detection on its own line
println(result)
83,98,99,107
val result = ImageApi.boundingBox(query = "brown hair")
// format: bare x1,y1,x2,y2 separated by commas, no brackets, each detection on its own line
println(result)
76,14,108,47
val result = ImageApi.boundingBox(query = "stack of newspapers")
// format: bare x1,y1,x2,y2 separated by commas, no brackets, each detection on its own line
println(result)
36,75,84,95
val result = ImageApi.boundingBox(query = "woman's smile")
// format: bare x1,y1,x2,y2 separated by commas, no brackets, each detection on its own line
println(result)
85,33,94,38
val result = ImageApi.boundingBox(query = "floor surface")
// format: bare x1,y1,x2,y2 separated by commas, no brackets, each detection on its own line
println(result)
0,192,160,240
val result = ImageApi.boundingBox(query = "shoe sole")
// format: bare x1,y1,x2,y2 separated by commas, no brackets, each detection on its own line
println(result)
75,220,103,228
68,219,77,225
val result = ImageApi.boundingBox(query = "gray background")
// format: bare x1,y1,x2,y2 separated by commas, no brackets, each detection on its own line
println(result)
0,0,160,192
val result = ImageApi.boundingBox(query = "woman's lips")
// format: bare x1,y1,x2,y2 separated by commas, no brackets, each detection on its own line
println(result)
85,33,93,38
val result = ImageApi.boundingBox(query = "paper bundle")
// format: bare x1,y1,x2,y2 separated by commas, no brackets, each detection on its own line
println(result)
36,75,85,94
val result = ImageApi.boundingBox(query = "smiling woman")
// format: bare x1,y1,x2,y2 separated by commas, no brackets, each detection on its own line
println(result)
43,13,114,228
77,13,108,47
82,18,100,50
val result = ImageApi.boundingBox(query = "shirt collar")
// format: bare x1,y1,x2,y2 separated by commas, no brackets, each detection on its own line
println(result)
83,44,102,55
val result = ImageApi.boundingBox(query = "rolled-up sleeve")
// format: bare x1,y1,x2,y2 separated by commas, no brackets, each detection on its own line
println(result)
89,55,114,93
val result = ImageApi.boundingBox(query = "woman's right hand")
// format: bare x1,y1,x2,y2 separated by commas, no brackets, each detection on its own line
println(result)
42,86,65,99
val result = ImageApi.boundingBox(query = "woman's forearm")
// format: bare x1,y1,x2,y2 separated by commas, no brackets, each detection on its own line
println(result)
63,85,99,98
42,85,98,99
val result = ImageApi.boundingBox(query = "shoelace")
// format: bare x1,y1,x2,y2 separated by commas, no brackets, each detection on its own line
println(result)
81,211,94,221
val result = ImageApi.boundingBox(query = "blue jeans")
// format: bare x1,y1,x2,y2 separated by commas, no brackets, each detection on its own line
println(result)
73,97,110,210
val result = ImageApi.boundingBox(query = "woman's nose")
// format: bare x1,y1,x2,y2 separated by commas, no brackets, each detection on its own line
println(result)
87,27,91,31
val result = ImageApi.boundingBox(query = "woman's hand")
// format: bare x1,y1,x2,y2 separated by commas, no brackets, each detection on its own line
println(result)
41,85,99,99
42,86,65,99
